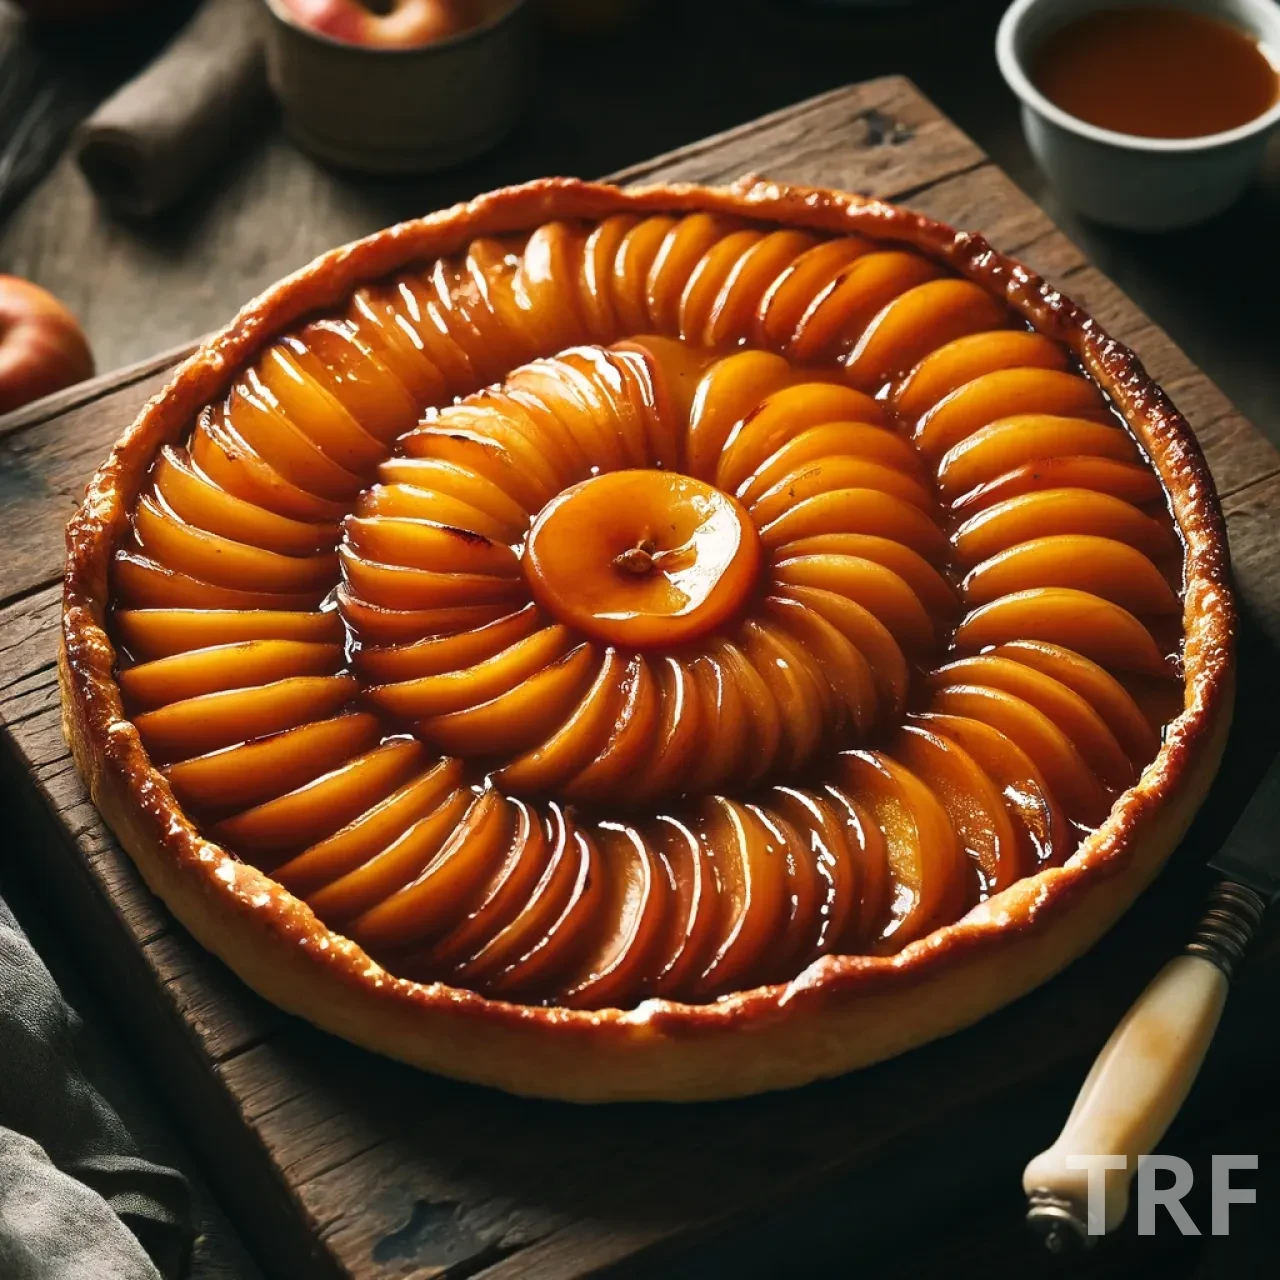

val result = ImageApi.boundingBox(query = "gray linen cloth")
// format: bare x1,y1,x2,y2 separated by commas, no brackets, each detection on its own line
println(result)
74,0,268,217
0,894,192,1280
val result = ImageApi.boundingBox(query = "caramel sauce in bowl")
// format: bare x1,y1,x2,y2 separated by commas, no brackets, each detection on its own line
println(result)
997,0,1280,230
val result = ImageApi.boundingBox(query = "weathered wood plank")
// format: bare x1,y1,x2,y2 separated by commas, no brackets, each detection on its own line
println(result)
3,78,1279,1280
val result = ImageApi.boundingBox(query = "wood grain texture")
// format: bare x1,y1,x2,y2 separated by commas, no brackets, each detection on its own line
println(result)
2,78,1279,1280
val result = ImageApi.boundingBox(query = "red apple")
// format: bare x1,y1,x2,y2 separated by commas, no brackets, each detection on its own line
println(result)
0,277,94,415
278,0,501,48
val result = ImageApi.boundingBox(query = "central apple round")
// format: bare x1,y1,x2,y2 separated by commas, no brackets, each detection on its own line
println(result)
522,470,762,647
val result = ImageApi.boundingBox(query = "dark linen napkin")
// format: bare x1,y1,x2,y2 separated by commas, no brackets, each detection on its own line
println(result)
73,0,268,217
0,893,192,1279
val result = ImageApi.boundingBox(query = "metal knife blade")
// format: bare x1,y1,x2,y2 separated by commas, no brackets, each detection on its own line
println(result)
1209,749,1280,903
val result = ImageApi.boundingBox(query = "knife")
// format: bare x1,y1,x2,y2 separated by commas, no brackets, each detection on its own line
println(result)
1022,751,1278,1250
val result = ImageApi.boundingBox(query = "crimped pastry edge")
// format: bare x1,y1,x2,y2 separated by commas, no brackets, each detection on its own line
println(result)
59,177,1235,1101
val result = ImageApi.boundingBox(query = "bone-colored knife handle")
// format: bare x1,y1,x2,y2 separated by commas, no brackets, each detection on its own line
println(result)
1023,880,1266,1249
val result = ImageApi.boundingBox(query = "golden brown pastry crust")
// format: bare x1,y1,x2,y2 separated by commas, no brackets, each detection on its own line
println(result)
60,177,1234,1101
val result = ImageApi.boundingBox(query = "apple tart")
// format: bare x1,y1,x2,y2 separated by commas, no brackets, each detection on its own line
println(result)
61,178,1233,1100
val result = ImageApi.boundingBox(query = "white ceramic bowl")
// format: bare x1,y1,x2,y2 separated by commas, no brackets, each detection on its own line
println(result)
997,0,1280,231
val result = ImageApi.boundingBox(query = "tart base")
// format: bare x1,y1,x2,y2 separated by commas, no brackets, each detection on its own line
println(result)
60,177,1235,1101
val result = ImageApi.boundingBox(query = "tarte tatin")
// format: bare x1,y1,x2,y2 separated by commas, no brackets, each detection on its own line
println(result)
61,178,1233,1101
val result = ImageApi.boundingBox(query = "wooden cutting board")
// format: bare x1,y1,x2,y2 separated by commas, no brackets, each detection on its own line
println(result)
2,78,1279,1280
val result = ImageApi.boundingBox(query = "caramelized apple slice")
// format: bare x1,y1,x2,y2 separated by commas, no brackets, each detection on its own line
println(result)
952,489,1179,566
755,236,872,349
401,425,547,515
564,656,660,800
305,784,473,924
339,546,524,612
790,251,942,364
133,674,356,765
769,787,860,960
739,432,917,515
154,447,337,557
134,496,337,595
215,738,425,858
764,595,877,737
336,587,510,648
740,619,828,773
686,350,798,481
485,822,605,999
677,228,766,343
455,804,583,986
646,213,740,334
749,456,935,525
929,654,1134,791
892,330,1069,423
955,588,1170,676
646,815,720,998
962,535,1180,614
951,455,1165,515
629,656,704,801
580,214,639,340
357,483,520,546
993,640,1160,769
713,637,783,782
926,684,1111,827
348,284,450,406
191,409,349,523
511,222,591,356
774,554,934,651
889,723,1018,900
614,335,716,460
914,368,1108,460
376,457,530,540
835,750,964,951
775,533,958,618
118,638,342,711
758,807,823,981
682,650,751,792
429,404,563,501
274,758,465,897
717,382,886,496
411,799,551,973
936,414,1137,499
113,550,325,612
845,279,1008,390
164,712,380,814
349,789,516,951
391,273,481,392
759,488,951,562
554,822,669,1009
505,357,628,475
610,215,678,334
911,711,1068,870
822,783,890,948
356,606,541,684
113,608,341,662
702,229,816,348
226,375,366,499
692,798,789,997
345,518,520,579
776,584,908,716
256,342,390,473
421,645,598,757
495,648,624,794
367,625,572,721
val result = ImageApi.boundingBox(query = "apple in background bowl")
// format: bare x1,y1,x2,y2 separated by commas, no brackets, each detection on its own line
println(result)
278,0,513,47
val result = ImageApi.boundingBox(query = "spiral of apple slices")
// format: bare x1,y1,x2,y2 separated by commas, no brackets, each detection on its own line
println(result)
101,209,1194,1011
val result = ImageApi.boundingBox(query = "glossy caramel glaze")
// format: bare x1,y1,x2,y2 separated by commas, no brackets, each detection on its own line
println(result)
1033,7,1278,140
105,210,1188,1011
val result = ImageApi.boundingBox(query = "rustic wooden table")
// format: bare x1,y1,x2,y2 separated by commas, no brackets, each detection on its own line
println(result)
1,3,1278,1279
